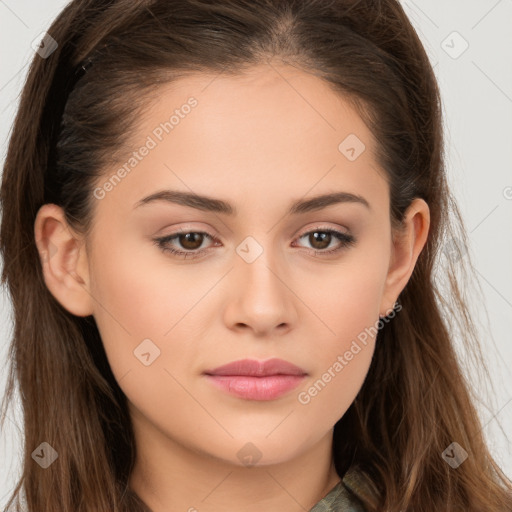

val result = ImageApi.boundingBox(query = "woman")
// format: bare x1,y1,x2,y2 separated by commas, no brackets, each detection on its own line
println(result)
1,1,511,511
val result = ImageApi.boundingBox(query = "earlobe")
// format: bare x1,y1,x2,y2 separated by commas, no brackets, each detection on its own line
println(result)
379,198,430,317
34,204,94,317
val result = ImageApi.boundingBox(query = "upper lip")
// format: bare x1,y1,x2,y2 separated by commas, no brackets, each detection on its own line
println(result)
203,358,307,377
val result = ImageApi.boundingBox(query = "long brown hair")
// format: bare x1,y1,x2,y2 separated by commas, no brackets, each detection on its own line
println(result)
1,1,511,510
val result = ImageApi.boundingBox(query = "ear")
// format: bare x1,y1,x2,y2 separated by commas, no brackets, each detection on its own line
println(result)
379,198,430,317
34,203,94,317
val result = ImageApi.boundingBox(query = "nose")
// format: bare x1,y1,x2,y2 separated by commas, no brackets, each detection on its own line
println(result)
223,251,298,337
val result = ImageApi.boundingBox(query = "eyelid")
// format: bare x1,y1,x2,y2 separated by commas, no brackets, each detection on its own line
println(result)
156,223,221,241
157,222,350,241
294,223,350,239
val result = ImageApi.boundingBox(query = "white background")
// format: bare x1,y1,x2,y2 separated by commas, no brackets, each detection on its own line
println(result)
1,0,511,507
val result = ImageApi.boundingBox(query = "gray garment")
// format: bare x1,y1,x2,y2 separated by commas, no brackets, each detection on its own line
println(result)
309,468,376,512
309,480,366,512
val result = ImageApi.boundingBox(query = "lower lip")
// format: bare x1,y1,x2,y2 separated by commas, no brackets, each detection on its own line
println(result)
204,374,306,400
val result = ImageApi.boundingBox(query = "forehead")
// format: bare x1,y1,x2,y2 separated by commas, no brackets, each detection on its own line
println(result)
94,63,388,219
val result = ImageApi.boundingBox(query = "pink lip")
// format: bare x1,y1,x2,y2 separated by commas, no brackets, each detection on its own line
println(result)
203,358,308,401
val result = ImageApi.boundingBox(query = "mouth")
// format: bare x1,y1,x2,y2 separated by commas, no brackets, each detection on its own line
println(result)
203,358,308,401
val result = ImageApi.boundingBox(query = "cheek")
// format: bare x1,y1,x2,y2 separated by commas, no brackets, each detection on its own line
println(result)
295,291,382,427
88,234,221,382
87,237,168,378
297,243,389,347
296,340,374,433
293,246,389,423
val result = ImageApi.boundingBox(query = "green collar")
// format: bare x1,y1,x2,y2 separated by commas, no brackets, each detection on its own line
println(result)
310,468,377,512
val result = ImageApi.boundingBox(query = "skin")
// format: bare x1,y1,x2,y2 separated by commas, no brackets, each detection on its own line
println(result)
34,62,429,511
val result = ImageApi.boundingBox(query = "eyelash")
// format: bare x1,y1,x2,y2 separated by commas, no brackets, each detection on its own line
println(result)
153,226,356,260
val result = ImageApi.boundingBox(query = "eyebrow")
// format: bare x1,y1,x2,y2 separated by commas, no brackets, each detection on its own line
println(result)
133,189,371,215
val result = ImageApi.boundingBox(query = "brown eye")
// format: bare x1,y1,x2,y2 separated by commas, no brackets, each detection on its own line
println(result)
307,231,332,250
294,227,356,255
153,230,218,259
178,232,205,250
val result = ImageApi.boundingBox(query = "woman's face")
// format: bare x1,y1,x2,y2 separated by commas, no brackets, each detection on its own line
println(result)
36,63,428,472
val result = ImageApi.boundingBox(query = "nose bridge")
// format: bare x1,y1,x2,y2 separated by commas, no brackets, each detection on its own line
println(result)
228,233,296,333
236,233,285,300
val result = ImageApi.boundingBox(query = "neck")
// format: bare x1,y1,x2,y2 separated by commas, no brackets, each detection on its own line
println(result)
128,409,341,512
